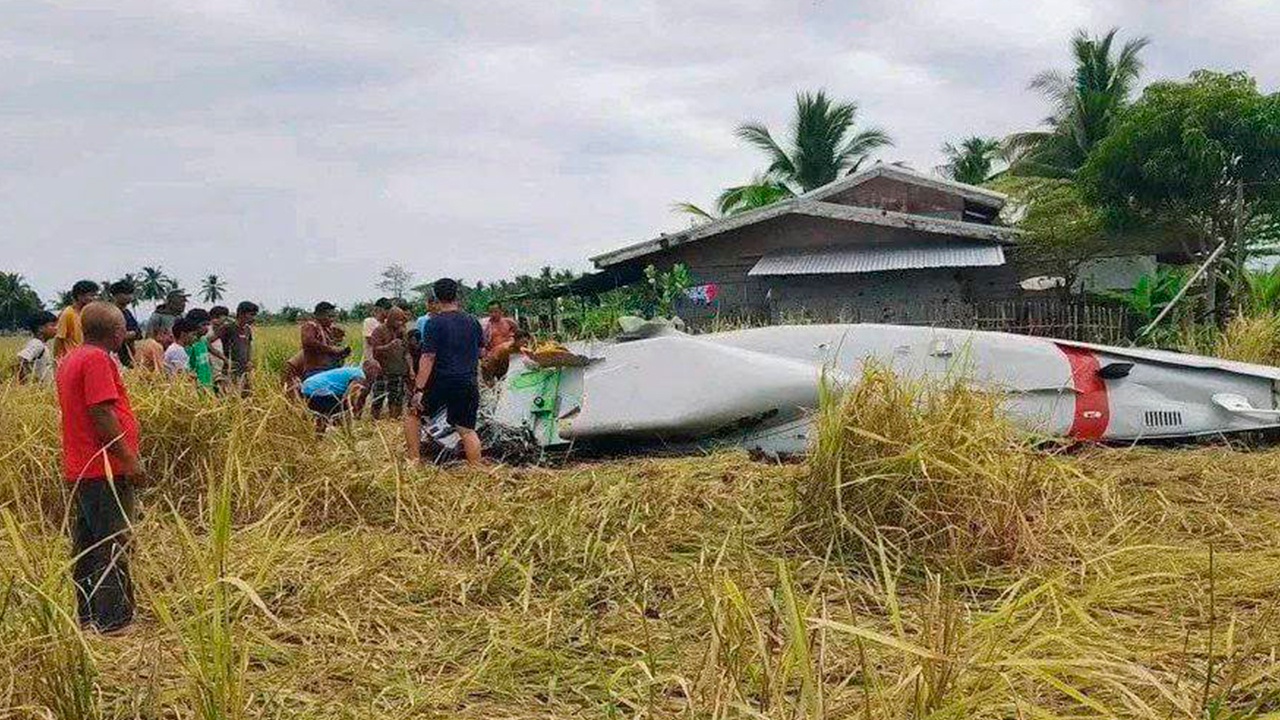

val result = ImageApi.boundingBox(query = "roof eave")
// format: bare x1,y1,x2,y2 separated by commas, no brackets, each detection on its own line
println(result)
591,195,1020,269
591,199,800,267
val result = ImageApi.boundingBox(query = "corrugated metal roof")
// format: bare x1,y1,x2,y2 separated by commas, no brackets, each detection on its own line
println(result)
747,242,1006,276
591,200,1018,268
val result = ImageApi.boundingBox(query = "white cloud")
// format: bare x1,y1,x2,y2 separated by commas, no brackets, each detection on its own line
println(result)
0,0,1275,307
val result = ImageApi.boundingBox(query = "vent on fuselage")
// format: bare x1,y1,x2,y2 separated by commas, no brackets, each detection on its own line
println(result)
1144,410,1183,428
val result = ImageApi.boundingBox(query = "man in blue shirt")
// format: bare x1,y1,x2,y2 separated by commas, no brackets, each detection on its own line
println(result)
407,278,483,465
301,359,381,434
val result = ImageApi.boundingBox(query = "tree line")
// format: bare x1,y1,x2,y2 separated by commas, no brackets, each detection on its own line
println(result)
0,267,229,331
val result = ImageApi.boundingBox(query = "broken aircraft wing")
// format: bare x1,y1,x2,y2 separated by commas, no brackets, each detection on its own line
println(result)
492,324,1280,456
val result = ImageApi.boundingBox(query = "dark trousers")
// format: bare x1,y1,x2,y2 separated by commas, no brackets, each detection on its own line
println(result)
71,478,136,632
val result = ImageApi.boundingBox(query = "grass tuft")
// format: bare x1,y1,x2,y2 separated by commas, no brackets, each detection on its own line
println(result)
799,363,1078,571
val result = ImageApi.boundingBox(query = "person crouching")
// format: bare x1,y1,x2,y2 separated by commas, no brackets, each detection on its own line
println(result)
299,359,381,435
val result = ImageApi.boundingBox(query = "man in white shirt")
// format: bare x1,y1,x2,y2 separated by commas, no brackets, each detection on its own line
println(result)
362,298,391,362
17,311,57,382
164,318,197,377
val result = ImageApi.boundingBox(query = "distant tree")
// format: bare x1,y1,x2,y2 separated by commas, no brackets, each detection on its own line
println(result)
989,176,1113,292
938,136,1004,185
377,264,414,299
677,90,892,219
200,274,227,303
278,305,305,323
1005,28,1149,178
0,272,44,331
410,281,434,299
1080,70,1280,318
139,266,174,301
462,280,495,314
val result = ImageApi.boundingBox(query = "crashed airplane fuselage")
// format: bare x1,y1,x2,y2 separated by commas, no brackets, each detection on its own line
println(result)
492,324,1280,456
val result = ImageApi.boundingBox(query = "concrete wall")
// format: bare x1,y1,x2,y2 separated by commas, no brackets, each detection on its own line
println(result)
761,269,962,321
643,213,1025,323
1073,255,1157,292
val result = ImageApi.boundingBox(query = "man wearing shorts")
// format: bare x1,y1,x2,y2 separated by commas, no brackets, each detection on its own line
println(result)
407,278,483,466
300,359,380,435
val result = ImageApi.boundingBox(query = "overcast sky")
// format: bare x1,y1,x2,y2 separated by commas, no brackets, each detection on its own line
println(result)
2,1,1277,308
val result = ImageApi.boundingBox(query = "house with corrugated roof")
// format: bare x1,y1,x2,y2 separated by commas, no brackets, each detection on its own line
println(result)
589,163,1029,323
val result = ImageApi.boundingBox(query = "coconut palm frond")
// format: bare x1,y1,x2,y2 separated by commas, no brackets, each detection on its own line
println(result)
671,202,717,223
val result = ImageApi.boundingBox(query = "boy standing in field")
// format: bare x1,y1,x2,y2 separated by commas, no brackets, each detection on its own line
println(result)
133,325,169,374
218,301,258,394
16,311,57,383
164,319,198,377
53,280,100,360
363,298,391,361
368,307,411,419
407,278,484,466
56,301,143,633
183,309,219,391
207,306,230,390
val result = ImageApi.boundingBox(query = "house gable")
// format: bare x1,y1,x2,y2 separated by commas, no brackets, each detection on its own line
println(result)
803,163,1006,223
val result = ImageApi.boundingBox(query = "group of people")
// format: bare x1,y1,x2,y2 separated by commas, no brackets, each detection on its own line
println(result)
18,277,528,635
288,278,531,466
15,278,259,392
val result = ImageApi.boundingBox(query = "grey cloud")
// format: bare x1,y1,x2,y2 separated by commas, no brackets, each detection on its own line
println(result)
0,0,1275,307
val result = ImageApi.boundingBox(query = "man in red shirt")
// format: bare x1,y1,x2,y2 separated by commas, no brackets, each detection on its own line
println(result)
56,301,143,633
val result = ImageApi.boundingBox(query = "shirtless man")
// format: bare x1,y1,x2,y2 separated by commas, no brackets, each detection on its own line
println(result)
481,302,519,359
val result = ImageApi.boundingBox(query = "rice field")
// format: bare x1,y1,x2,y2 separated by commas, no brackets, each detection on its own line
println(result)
2,324,1280,718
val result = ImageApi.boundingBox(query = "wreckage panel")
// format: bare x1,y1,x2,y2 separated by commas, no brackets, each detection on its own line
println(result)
494,324,1280,451
559,335,819,439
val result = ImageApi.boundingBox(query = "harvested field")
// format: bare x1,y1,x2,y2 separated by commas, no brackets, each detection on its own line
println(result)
2,327,1280,718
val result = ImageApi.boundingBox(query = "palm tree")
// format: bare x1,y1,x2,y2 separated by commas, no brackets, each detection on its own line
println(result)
200,274,227,303
739,91,892,191
672,175,794,221
938,137,1004,185
139,266,172,301
676,90,892,219
1005,28,1149,178
0,272,43,331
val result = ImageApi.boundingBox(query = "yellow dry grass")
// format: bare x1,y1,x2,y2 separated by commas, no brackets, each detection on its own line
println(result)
1,328,1280,718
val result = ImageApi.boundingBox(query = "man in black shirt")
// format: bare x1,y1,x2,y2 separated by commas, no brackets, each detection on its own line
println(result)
407,278,483,465
109,280,141,367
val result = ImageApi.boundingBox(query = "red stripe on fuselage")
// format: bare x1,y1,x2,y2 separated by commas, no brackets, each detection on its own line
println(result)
1057,344,1109,440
